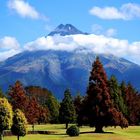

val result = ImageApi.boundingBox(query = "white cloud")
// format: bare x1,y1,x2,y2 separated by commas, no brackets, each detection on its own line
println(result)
89,3,140,20
0,36,20,50
0,36,21,61
23,34,140,65
1,34,140,65
106,28,117,37
24,35,78,51
91,24,103,34
8,0,47,20
91,24,117,37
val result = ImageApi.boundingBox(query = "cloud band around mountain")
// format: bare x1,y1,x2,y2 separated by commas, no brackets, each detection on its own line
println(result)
24,34,140,64
0,34,140,65
0,36,21,61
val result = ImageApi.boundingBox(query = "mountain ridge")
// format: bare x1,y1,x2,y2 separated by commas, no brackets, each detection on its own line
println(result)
48,24,88,36
0,24,140,99
0,50,140,99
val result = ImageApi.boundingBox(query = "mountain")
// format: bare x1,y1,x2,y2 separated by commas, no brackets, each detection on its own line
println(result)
0,50,140,99
48,24,88,36
0,24,140,99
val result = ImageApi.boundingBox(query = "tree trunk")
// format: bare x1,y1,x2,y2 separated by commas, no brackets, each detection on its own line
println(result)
94,125,104,133
32,124,35,132
65,123,68,129
17,135,19,140
0,131,3,140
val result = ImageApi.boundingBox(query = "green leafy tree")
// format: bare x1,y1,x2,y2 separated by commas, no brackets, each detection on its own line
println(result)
108,75,128,116
0,98,13,140
59,89,76,129
11,109,27,140
45,94,60,123
84,57,128,133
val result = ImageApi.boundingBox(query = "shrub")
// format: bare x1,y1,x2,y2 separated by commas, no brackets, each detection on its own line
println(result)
66,125,79,136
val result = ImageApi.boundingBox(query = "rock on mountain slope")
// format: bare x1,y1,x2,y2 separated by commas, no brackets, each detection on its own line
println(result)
0,50,140,99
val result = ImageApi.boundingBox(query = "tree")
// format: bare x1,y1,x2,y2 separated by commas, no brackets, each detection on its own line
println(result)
25,86,50,106
37,106,50,124
120,81,127,100
59,89,76,129
8,81,28,112
74,93,83,126
8,81,47,126
0,98,13,140
108,75,128,116
123,83,140,125
45,94,60,123
25,86,58,123
11,109,27,140
84,57,128,133
26,97,39,131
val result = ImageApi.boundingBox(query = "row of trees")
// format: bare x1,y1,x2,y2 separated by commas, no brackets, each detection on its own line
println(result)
73,57,140,132
58,57,140,132
7,82,60,130
0,57,140,133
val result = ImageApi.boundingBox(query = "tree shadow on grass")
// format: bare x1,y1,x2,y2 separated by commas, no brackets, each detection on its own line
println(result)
80,131,114,134
50,133,67,136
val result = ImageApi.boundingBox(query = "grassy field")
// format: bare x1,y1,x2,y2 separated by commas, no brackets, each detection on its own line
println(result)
4,124,140,140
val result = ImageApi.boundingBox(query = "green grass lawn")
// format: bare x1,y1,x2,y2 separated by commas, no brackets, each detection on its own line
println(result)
4,124,140,140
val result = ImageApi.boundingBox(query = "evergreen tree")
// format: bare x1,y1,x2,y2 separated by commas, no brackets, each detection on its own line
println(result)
59,89,76,129
74,93,83,126
45,94,60,123
120,81,127,101
123,83,140,125
108,75,128,116
84,57,128,133
11,109,27,140
0,98,13,140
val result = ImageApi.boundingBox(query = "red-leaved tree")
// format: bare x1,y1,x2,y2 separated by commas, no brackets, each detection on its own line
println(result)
84,57,128,132
8,80,28,112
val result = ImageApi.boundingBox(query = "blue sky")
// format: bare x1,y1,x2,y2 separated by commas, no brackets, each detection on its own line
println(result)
0,0,140,64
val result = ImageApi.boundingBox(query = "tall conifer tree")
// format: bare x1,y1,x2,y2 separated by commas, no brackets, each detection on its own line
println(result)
108,75,127,116
59,89,76,129
85,57,128,132
8,81,28,112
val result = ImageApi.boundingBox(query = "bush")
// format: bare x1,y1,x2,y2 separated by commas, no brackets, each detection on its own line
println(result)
66,125,79,136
